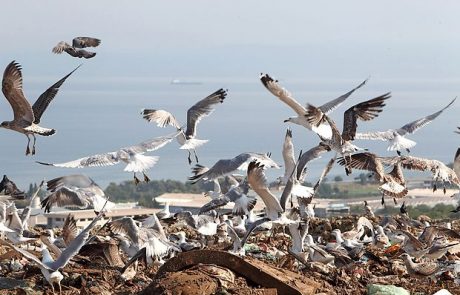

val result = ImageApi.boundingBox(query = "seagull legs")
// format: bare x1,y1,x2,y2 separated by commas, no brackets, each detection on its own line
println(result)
381,193,385,206
134,173,141,185
143,173,150,182
31,134,36,155
193,149,199,163
187,151,192,165
25,134,31,155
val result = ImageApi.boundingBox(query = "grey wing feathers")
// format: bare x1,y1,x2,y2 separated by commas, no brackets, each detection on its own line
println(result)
199,196,230,214
314,156,336,192
52,42,71,54
2,61,34,123
355,130,395,141
141,109,181,128
109,217,140,245
319,78,368,114
185,88,227,138
62,214,78,246
282,128,296,181
126,131,179,153
0,239,52,270
32,64,81,124
72,37,101,48
41,187,89,213
296,144,331,180
50,212,104,270
188,153,252,183
37,152,120,168
399,97,456,135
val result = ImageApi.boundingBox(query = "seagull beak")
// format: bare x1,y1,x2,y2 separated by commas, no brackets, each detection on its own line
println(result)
283,119,290,123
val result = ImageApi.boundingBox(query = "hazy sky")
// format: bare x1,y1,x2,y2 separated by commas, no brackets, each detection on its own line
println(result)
1,1,460,79
1,1,460,188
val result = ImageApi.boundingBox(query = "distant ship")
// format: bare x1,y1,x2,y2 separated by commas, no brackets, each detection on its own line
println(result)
170,79,202,85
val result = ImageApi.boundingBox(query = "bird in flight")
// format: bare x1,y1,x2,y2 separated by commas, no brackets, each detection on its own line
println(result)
1,61,80,155
141,88,227,164
52,37,101,59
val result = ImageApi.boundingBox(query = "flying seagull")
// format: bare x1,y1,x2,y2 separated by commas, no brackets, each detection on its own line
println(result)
0,175,25,199
141,88,227,164
188,152,280,184
306,93,390,174
40,174,114,213
0,210,105,294
1,61,80,155
37,131,180,184
355,97,456,155
52,37,101,59
260,73,368,139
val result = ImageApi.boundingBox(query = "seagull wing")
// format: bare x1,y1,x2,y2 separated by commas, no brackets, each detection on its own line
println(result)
342,93,390,141
41,187,91,213
37,152,120,168
313,155,336,192
0,239,53,270
319,78,368,114
247,161,283,215
185,88,227,139
62,214,78,247
72,37,101,48
52,41,72,54
354,130,395,141
32,64,81,124
337,152,385,179
398,97,456,135
188,153,252,182
49,212,104,270
141,109,181,128
109,217,140,245
2,61,34,123
454,148,460,178
296,143,331,180
46,174,99,192
282,128,296,182
125,131,180,154
199,196,230,214
260,73,306,115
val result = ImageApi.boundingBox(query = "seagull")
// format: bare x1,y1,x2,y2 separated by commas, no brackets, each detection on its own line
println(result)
52,37,101,59
141,88,227,164
172,231,202,252
0,210,105,294
306,93,390,174
0,175,25,199
380,155,460,193
305,234,335,264
199,180,256,216
110,215,179,265
400,253,440,279
188,152,280,184
40,174,114,213
453,147,460,179
336,152,408,203
260,73,368,139
1,61,80,155
364,200,374,218
156,202,172,220
37,131,180,184
356,97,456,155
175,211,219,236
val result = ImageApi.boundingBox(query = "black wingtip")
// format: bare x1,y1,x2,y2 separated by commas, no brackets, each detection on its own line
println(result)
36,161,54,166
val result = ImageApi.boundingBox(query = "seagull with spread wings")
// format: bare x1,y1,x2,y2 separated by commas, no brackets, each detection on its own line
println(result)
40,174,114,213
37,131,180,184
260,73,368,139
141,88,227,164
306,93,390,174
0,211,105,294
188,152,280,184
355,97,456,155
52,37,101,59
1,61,80,155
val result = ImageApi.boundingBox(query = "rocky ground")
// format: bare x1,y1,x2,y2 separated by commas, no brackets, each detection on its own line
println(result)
1,215,459,295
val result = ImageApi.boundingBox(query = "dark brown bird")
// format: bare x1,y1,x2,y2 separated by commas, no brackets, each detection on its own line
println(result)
0,175,25,199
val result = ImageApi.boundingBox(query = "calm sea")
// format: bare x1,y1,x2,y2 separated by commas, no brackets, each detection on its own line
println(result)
1,75,458,189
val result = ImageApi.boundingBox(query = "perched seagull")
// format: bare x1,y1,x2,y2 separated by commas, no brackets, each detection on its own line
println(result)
306,93,390,174
40,174,114,213
364,200,374,218
156,202,172,220
175,211,219,236
400,253,440,279
260,73,368,139
380,155,460,193
0,175,25,199
0,210,105,294
172,231,202,252
37,131,180,184
1,61,80,155
52,37,101,59
188,152,280,184
356,97,456,155
305,235,335,264
141,88,227,164
374,225,390,249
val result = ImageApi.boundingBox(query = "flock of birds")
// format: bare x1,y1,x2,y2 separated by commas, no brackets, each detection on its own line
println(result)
1,36,460,293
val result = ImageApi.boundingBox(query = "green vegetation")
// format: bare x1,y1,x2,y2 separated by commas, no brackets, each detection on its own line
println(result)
104,179,207,207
